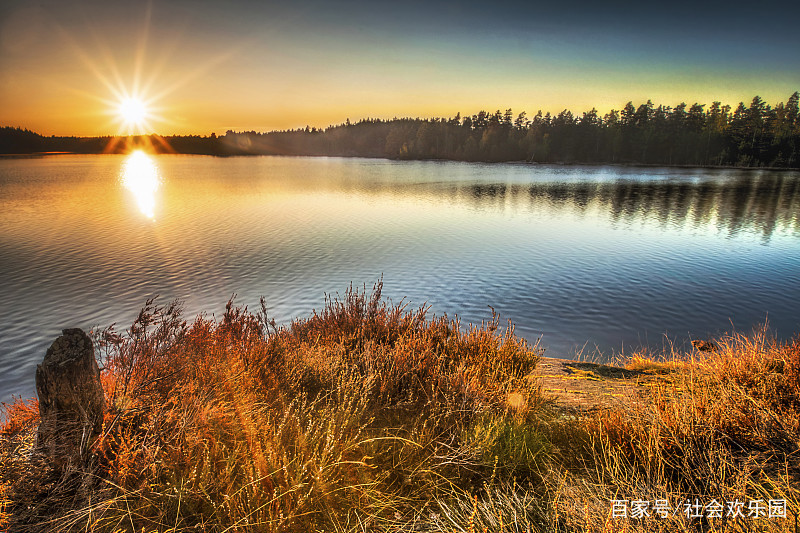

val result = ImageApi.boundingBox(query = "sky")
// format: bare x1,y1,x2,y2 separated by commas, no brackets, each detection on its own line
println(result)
1,0,799,136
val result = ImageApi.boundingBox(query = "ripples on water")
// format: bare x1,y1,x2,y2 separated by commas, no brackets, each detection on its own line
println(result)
1,155,799,401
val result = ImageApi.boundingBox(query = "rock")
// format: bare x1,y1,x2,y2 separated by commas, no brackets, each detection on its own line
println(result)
35,328,105,471
691,339,718,353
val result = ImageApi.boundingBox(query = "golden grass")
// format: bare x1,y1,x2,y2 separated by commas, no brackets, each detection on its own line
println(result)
1,283,544,531
1,285,798,532
539,329,800,533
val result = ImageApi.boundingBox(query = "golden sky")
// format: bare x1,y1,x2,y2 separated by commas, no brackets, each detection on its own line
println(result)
1,0,799,136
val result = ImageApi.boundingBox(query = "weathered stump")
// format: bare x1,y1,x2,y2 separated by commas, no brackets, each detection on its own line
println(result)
35,328,105,471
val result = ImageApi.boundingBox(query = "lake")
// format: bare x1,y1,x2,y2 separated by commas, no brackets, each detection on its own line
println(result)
1,154,799,402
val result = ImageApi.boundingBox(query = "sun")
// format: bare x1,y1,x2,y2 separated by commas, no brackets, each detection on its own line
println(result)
103,89,171,152
118,97,148,131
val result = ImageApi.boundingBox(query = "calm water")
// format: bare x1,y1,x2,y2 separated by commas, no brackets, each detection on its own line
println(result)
1,154,799,402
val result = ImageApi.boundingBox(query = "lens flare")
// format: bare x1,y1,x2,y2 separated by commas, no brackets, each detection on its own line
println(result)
121,150,160,218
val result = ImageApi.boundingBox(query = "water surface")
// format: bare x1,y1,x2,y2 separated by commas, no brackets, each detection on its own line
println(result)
1,154,799,402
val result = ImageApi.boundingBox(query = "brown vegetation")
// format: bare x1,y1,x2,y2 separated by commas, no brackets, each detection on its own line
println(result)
1,284,798,532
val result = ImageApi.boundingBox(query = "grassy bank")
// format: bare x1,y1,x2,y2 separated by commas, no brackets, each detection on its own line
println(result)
1,284,798,532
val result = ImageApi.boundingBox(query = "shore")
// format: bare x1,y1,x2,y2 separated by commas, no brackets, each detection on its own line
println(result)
536,357,655,413
3,149,800,172
1,288,798,532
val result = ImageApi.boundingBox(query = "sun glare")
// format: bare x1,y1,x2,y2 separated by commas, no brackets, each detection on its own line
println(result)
118,97,148,131
121,150,160,218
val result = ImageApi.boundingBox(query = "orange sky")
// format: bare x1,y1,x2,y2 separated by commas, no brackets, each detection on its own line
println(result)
1,0,799,137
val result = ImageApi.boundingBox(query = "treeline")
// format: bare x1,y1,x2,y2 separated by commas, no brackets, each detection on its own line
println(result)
0,127,109,154
3,92,799,167
225,93,800,167
0,128,224,156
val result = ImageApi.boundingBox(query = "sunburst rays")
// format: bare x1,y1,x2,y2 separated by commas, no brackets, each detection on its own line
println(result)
52,2,241,146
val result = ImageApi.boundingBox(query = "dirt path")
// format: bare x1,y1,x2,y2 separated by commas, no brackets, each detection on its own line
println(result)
534,357,680,414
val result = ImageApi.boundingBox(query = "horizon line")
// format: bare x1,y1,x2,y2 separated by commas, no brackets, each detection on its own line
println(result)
4,89,800,139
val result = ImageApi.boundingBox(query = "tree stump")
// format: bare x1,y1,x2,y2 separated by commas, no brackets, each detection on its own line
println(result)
35,328,105,471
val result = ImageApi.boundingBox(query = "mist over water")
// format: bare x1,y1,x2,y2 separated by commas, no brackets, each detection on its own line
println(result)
1,154,799,402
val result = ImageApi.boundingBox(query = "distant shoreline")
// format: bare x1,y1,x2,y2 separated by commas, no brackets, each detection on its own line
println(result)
4,92,800,170
3,149,798,172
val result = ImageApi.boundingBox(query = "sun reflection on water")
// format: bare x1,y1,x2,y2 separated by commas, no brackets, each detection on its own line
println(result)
121,150,161,218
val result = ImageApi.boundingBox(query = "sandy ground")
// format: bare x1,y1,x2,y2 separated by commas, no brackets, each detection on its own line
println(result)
534,356,681,414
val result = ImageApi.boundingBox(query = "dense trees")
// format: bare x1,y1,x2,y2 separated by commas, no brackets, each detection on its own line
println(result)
215,92,799,167
0,127,109,154
2,92,799,167
0,128,223,156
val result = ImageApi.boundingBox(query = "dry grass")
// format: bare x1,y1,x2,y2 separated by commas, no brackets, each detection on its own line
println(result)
536,328,800,533
1,285,798,532
1,283,544,532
